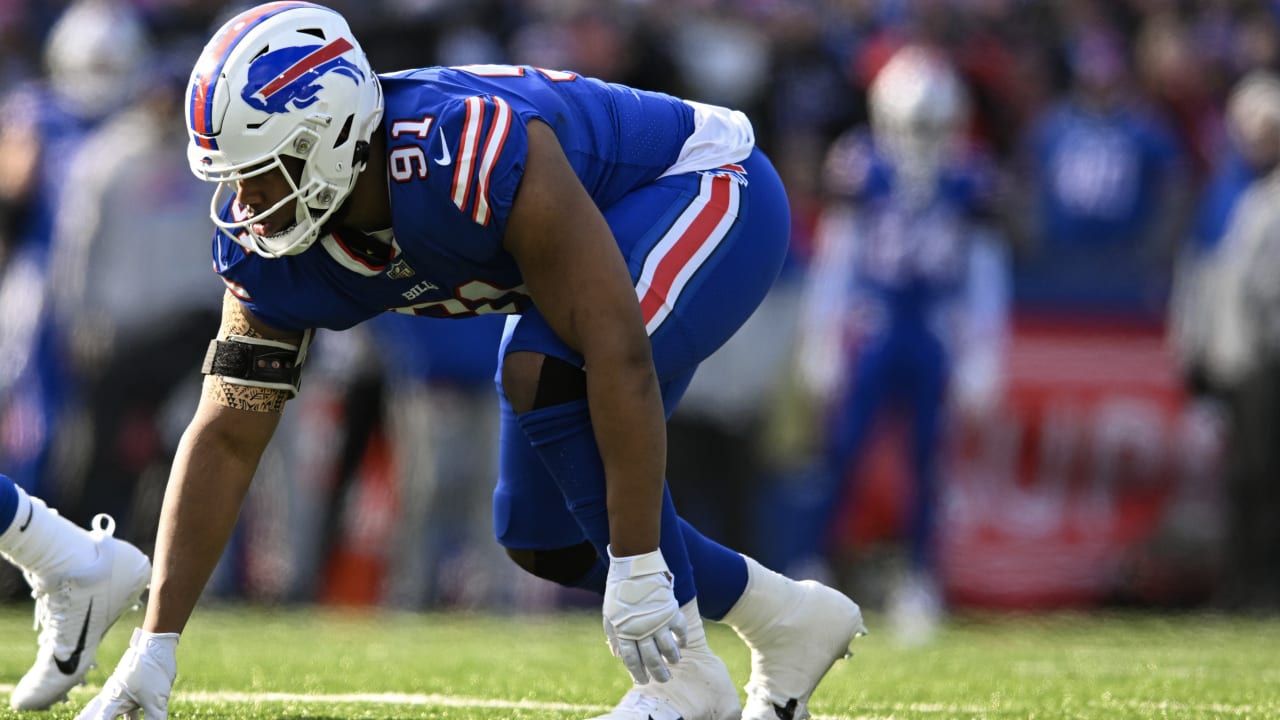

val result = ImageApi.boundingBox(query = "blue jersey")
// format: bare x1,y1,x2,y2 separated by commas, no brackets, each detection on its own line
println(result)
831,133,995,321
0,83,105,495
367,311,505,387
0,83,101,253
1192,144,1258,255
213,65,698,332
204,62,792,604
1030,101,1181,247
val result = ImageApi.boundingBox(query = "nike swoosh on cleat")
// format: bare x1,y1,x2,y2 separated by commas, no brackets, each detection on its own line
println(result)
17,502,33,532
773,699,799,720
53,599,92,675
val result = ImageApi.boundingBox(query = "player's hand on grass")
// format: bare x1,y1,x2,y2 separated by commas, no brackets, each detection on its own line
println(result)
602,546,686,684
75,629,178,720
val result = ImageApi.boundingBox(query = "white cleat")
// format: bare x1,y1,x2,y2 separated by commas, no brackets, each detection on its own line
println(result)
888,572,943,649
588,636,740,720
10,515,151,711
738,579,866,720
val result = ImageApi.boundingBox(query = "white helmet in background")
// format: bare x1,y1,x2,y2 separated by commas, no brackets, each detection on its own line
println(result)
45,0,151,119
868,45,968,195
1226,70,1280,171
185,2,384,258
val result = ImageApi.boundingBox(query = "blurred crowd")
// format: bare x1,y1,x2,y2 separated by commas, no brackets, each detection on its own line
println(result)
2,0,1279,636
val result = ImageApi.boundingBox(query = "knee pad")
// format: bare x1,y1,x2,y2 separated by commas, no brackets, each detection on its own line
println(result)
504,541,600,587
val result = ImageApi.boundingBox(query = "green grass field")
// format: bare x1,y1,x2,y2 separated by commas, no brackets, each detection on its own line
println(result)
1,604,1277,719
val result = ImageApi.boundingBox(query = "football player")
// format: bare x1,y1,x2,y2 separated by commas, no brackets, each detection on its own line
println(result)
0,2,154,711
0,475,151,711
795,45,1009,645
0,0,150,499
77,4,865,720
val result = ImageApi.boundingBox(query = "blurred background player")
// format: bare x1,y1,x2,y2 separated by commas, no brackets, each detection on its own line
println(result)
292,313,522,610
1012,24,1188,316
48,33,223,551
0,0,150,513
0,2,159,709
364,312,519,610
0,474,150,711
1172,71,1280,611
792,44,1010,646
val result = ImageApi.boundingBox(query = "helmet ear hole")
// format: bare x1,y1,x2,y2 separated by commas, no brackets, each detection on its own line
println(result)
334,114,354,148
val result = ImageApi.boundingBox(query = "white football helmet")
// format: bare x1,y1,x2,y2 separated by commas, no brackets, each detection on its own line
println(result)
868,45,968,196
1226,70,1280,170
45,0,151,120
185,2,384,257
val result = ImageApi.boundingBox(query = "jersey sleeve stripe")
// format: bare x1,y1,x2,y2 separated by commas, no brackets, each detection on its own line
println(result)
636,172,740,334
472,96,513,226
452,96,485,212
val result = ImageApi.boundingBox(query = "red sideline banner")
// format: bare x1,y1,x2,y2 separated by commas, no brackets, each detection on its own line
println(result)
942,316,1224,609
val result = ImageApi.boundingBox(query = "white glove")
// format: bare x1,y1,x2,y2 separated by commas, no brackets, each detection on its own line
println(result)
602,545,686,684
75,628,178,720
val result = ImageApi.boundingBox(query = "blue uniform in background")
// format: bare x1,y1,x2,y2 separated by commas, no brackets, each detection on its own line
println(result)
1191,144,1259,256
0,85,102,498
368,312,505,387
213,65,791,617
1018,100,1183,313
800,131,1001,576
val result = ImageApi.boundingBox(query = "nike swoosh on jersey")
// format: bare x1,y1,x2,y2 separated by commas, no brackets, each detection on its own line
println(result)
434,126,452,166
54,599,93,675
17,501,33,532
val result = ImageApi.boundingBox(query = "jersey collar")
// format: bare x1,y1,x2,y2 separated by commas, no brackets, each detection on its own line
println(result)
320,228,401,277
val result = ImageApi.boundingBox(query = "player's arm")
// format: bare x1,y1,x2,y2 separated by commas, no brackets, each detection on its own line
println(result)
0,110,40,245
502,119,665,557
144,290,308,633
0,114,38,204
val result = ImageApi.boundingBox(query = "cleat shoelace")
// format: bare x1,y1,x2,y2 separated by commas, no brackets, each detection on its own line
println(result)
25,572,77,659
22,514,117,665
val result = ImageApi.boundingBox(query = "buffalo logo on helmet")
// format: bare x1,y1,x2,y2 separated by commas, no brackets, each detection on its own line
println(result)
242,38,362,114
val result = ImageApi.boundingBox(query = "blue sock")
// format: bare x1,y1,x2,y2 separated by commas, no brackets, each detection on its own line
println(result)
679,518,747,620
0,475,17,532
515,399,696,606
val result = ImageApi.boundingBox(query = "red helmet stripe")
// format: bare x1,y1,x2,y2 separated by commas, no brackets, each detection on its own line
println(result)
188,2,317,139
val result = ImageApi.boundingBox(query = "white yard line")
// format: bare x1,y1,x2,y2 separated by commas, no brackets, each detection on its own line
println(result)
0,685,1274,719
